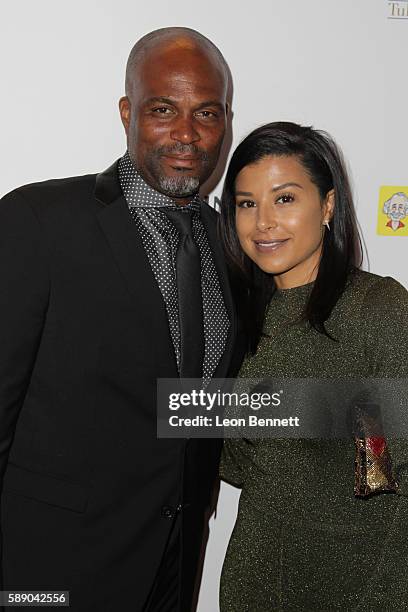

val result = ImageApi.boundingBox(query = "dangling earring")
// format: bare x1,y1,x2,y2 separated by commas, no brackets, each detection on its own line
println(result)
323,220,331,231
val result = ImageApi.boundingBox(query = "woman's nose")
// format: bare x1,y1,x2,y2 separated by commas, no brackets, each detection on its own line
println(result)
256,206,278,231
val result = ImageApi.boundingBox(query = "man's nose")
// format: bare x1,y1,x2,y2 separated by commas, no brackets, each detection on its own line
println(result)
170,115,201,144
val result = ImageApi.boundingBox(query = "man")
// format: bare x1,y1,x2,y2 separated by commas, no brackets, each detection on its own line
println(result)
0,27,239,611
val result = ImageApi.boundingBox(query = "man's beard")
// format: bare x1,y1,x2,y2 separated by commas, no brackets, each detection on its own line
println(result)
158,174,200,197
146,144,210,198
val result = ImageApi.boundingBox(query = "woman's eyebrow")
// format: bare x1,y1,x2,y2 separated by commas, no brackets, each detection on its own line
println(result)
236,182,304,197
271,182,303,192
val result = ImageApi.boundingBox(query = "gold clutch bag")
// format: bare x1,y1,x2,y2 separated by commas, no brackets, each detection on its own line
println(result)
353,403,399,497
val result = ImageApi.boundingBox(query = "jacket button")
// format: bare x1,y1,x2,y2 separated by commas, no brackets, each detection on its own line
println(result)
161,505,174,519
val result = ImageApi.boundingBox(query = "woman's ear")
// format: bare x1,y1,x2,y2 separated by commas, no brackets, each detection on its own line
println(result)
323,189,335,223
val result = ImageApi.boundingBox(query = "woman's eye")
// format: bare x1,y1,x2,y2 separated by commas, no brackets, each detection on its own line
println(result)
236,200,256,209
276,193,294,205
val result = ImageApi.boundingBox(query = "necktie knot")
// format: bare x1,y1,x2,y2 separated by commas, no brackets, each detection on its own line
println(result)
164,208,194,237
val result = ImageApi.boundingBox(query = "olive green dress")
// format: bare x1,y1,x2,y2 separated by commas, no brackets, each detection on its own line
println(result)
220,270,408,612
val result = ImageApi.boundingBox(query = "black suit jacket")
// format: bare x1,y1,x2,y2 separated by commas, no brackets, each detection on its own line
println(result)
0,162,241,611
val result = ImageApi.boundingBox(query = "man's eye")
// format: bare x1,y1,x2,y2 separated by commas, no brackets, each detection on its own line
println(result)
152,107,173,114
196,110,217,118
276,193,295,205
236,200,255,209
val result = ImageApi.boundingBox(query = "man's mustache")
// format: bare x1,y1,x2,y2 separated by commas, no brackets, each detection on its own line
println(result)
155,144,210,161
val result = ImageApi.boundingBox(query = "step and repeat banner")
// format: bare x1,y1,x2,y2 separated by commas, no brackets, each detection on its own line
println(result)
1,2,406,611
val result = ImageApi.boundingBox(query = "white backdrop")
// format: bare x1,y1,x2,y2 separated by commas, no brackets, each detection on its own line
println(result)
1,1,407,610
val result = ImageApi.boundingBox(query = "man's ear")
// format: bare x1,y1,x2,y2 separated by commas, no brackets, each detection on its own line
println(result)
119,96,131,133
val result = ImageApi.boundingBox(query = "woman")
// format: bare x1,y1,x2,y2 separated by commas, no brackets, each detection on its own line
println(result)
218,122,408,611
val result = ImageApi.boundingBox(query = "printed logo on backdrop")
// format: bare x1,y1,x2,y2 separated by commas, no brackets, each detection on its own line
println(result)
377,187,408,236
204,194,222,211
388,1,408,19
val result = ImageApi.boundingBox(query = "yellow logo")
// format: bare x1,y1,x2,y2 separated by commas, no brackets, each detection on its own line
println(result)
377,186,408,236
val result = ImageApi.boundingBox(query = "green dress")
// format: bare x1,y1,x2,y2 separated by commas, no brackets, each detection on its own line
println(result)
220,270,408,612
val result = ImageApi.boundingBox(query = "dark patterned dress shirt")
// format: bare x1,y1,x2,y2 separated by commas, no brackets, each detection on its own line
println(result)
118,151,229,380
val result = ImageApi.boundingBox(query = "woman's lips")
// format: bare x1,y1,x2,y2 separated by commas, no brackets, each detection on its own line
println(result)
253,238,289,252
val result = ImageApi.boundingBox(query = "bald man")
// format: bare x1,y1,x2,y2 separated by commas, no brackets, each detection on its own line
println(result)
0,28,240,611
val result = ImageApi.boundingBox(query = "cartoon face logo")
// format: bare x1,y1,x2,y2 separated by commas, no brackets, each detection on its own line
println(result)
383,192,408,232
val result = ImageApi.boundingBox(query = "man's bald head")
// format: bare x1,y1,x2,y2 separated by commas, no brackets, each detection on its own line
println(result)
125,27,228,97
119,27,229,203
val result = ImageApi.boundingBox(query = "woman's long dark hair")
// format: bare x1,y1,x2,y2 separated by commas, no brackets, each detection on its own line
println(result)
219,122,363,355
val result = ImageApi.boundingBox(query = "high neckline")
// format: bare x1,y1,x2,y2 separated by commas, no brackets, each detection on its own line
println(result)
274,280,314,299
263,281,314,334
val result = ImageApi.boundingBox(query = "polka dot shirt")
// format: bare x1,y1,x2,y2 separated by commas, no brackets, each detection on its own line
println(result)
118,151,230,381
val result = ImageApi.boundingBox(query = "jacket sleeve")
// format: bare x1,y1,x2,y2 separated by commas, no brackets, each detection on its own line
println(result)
0,189,50,482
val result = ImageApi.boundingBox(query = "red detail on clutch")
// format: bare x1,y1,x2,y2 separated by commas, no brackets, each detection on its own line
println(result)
366,436,386,457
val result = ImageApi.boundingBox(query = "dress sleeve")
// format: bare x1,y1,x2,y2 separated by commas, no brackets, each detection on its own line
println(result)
362,276,408,493
220,438,257,488
359,276,408,607
362,276,408,377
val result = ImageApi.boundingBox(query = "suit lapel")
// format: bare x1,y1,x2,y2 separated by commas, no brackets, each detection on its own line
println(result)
94,162,176,368
200,202,237,379
96,195,163,304
94,162,161,306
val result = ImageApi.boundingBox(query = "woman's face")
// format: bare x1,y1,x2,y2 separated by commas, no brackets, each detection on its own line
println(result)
234,155,334,289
